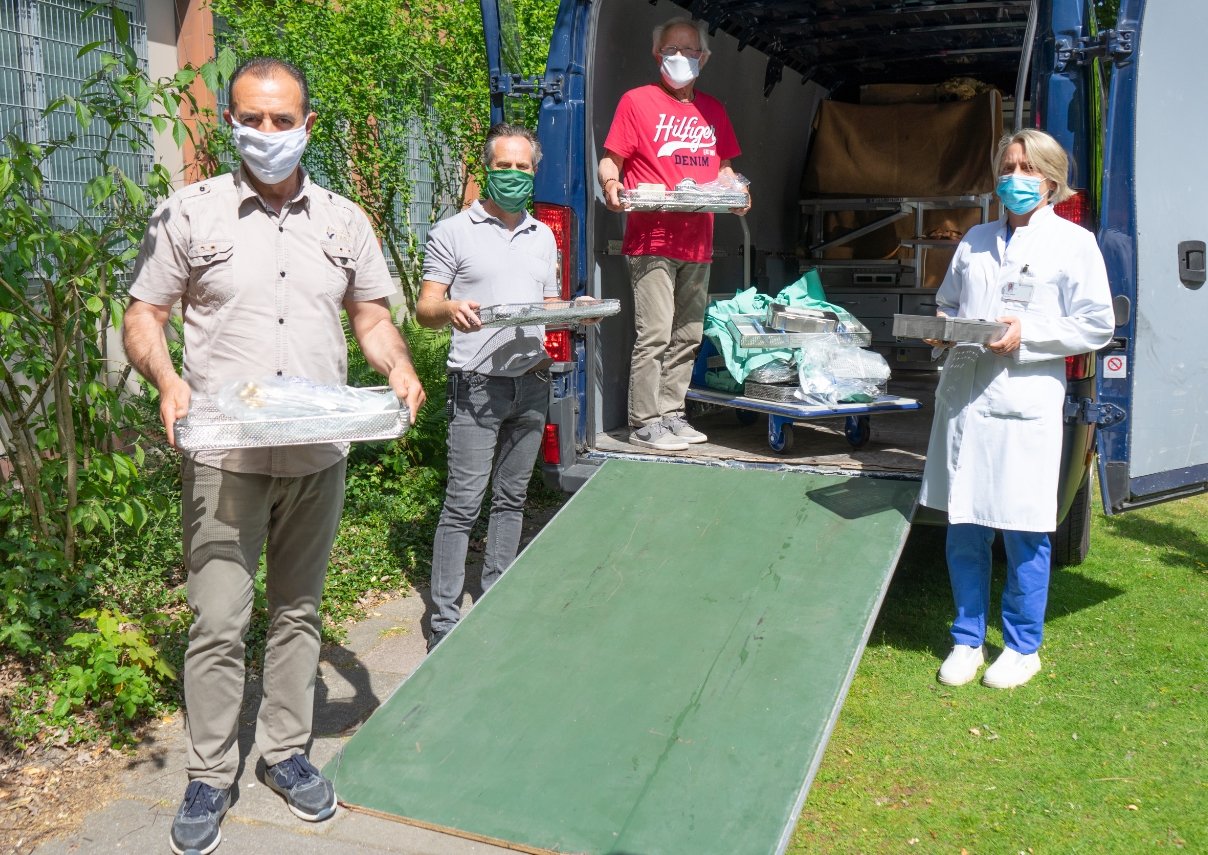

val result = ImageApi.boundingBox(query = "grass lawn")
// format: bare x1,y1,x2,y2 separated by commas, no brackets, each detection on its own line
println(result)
793,488,1207,853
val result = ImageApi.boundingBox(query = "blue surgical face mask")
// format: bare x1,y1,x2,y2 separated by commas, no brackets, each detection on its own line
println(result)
996,174,1047,215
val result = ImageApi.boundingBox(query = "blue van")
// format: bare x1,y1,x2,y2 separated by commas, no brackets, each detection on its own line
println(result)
480,0,1208,563
321,6,1208,848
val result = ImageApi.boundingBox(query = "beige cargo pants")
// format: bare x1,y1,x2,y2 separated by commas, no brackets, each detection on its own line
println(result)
180,457,347,787
627,254,712,428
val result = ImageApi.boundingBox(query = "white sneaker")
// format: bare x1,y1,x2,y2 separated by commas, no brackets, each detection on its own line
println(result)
937,644,986,686
663,413,708,444
630,421,689,451
982,648,1041,689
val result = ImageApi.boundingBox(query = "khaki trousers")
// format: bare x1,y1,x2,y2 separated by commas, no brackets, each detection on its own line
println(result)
180,457,347,787
627,255,712,428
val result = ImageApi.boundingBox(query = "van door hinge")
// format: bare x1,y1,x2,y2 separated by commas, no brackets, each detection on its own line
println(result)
1054,30,1135,72
1064,398,1127,427
490,73,564,103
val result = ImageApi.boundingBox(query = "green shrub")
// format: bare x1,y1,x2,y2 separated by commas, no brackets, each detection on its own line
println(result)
6,607,182,748
55,608,176,718
347,314,451,474
0,9,232,745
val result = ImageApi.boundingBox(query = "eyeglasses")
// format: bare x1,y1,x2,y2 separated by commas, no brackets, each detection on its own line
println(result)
658,45,704,59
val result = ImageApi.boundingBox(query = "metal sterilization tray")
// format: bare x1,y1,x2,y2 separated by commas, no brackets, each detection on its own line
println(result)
744,381,800,403
765,303,838,334
892,314,1008,344
175,395,410,451
726,314,872,348
477,299,622,328
619,189,749,213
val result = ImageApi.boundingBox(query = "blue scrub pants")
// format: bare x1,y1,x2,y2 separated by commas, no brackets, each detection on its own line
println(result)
946,524,1051,654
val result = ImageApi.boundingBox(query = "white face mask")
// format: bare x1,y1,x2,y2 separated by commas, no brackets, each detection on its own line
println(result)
660,54,700,89
230,120,309,185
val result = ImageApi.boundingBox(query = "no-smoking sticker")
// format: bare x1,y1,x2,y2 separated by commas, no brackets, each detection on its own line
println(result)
1104,354,1127,379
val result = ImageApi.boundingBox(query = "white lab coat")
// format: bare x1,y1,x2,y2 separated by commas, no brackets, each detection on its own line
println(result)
917,205,1115,531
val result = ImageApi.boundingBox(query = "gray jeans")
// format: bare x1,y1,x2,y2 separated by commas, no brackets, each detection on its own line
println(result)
180,457,347,787
430,370,549,634
627,254,712,427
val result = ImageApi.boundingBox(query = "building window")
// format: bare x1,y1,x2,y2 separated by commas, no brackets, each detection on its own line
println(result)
0,0,150,226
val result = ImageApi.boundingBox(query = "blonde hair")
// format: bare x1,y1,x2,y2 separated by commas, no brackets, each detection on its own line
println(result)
993,128,1073,204
652,17,711,58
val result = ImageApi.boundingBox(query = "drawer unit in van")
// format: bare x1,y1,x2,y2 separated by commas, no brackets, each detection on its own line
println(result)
861,316,896,344
812,259,907,291
825,288,944,368
900,292,941,316
834,291,898,318
829,290,902,347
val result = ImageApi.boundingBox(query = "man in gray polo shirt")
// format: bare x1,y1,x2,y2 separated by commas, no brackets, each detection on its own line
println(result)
417,123,562,651
122,57,425,855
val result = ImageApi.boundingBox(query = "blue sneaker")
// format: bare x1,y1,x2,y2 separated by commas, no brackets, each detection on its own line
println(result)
169,780,230,855
265,754,337,821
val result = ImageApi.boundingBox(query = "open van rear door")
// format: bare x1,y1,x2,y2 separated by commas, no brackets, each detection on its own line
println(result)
1096,0,1208,513
480,0,549,125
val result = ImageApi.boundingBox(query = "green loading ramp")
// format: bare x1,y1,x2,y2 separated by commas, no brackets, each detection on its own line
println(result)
327,460,917,854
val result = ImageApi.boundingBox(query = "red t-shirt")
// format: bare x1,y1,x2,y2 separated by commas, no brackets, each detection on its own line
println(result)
603,84,741,263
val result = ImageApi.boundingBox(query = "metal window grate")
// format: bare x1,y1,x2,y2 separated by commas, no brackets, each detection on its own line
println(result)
391,111,460,266
0,0,150,229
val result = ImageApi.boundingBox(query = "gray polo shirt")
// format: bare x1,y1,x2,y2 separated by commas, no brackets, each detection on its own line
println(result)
128,167,398,476
423,200,559,376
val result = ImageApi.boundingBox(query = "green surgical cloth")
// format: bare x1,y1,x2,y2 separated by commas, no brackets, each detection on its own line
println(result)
703,269,857,385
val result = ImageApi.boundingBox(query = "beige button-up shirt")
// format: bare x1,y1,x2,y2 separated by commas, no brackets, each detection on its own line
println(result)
129,167,398,476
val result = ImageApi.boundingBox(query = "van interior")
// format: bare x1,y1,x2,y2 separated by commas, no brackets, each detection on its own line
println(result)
585,0,1049,481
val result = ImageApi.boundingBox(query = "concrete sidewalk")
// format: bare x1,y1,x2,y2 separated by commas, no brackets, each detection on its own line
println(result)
35,591,515,855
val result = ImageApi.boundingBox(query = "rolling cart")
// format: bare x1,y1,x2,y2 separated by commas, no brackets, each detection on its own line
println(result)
685,384,919,453
688,331,919,454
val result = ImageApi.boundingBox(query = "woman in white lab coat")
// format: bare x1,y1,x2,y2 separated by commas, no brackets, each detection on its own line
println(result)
919,128,1114,689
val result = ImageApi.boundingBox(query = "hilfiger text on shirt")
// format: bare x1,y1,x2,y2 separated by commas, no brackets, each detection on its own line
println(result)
653,114,718,161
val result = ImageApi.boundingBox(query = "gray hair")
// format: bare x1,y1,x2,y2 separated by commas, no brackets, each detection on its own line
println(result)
483,122,542,168
651,16,711,57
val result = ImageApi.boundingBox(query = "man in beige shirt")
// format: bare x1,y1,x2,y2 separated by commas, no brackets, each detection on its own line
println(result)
122,57,424,855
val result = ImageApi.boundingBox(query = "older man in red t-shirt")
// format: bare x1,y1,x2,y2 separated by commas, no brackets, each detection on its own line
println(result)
598,15,748,451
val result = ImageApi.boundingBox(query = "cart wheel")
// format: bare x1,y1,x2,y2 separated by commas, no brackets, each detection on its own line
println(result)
845,415,871,449
736,409,759,426
768,420,795,453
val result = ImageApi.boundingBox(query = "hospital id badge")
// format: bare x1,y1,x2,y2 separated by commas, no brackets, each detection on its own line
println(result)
1001,279,1034,306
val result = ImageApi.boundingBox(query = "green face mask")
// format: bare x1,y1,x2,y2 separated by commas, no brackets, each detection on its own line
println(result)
485,168,534,213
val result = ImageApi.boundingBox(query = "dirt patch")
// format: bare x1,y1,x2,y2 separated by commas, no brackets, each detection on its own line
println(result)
0,726,150,855
0,650,178,855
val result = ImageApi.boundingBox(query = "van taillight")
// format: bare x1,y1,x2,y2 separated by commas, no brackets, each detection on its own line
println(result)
545,329,572,362
541,423,561,465
1066,352,1094,381
1054,191,1093,230
534,202,576,300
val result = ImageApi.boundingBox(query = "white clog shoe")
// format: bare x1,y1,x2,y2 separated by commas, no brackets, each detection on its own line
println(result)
982,648,1042,688
937,644,986,686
